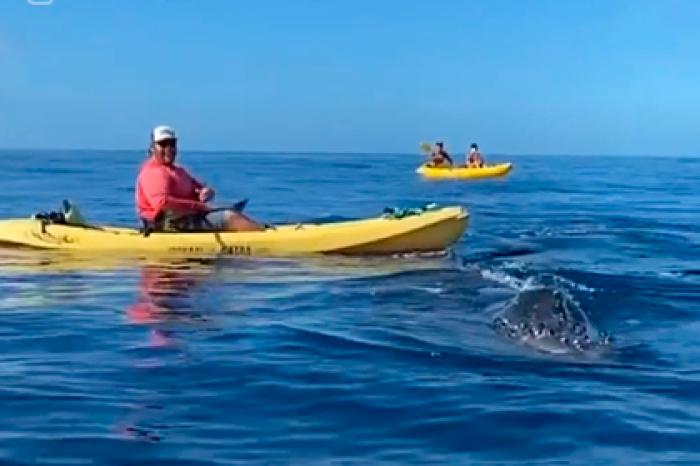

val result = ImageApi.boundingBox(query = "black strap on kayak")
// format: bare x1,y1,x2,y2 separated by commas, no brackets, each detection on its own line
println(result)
32,211,65,234
33,210,66,224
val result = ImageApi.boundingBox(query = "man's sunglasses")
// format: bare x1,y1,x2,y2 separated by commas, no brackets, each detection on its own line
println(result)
156,139,177,148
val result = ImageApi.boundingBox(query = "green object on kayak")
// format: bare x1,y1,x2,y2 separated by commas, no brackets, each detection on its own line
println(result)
382,202,440,219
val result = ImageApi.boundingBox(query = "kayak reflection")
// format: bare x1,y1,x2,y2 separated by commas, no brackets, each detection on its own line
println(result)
126,259,218,347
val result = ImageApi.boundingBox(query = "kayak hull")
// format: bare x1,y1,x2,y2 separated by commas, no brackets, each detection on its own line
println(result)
416,163,513,179
0,206,468,257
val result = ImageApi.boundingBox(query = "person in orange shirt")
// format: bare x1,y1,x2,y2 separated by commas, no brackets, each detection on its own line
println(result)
135,125,265,232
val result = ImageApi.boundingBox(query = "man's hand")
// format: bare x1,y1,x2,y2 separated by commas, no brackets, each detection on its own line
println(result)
198,186,215,202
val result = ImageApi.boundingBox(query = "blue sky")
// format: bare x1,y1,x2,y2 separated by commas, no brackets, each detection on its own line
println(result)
1,0,699,155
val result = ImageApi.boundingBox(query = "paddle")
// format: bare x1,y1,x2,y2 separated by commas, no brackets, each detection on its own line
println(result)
199,198,274,231
418,141,435,167
204,198,248,214
163,198,249,229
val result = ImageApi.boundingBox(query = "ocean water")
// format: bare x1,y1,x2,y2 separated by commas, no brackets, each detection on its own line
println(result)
0,149,699,464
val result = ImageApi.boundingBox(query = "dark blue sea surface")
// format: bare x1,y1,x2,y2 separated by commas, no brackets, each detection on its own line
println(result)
0,150,699,464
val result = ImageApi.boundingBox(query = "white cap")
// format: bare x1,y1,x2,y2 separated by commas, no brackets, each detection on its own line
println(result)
151,125,177,142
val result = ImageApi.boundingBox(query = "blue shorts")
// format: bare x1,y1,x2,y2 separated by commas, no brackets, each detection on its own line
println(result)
179,211,229,231
202,210,229,230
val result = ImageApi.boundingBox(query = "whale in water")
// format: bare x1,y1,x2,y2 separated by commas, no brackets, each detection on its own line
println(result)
492,287,613,357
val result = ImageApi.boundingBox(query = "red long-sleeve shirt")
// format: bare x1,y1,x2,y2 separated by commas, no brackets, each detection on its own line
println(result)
135,157,209,221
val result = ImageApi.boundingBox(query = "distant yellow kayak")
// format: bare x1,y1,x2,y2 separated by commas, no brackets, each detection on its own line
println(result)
416,162,513,180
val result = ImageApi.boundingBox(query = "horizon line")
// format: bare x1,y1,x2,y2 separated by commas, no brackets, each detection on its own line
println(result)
0,147,697,159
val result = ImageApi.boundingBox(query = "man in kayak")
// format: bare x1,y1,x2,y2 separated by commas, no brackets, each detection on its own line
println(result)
466,143,485,168
135,125,265,232
428,141,453,167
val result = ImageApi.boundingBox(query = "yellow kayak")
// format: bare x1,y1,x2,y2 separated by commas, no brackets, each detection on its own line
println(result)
0,205,468,257
416,162,513,179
